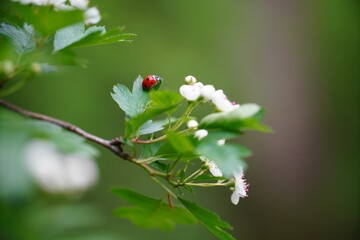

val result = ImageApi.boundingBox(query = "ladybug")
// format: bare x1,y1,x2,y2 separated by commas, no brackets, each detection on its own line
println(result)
142,75,162,91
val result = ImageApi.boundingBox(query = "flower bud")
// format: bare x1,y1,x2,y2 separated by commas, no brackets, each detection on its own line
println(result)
217,139,225,146
194,129,208,140
184,75,197,84
1,60,15,77
84,6,101,24
31,62,42,74
187,120,199,129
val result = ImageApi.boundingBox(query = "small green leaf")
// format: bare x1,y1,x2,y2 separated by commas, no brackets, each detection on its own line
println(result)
139,142,161,159
111,75,150,118
179,198,235,240
112,188,197,231
0,23,35,55
54,23,105,51
139,118,175,136
200,108,271,133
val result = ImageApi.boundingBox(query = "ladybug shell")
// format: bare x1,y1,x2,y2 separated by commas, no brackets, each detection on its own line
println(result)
142,75,162,91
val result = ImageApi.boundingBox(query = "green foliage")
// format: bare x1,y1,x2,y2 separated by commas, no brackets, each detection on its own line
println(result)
179,198,235,240
54,24,136,51
0,2,135,97
0,23,35,55
14,3,84,35
123,87,183,138
200,108,271,133
111,75,150,118
112,188,197,230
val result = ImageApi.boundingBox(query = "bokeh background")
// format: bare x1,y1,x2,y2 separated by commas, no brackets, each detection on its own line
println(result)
1,0,359,239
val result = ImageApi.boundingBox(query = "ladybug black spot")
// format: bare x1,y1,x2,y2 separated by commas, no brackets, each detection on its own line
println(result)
146,78,149,81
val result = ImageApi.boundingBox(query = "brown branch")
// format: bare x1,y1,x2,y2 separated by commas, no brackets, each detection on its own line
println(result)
0,99,132,160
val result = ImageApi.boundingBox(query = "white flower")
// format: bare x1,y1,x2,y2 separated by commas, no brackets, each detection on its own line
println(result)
187,120,199,129
201,85,215,101
84,6,101,24
200,156,223,177
185,75,197,84
237,103,261,118
194,129,208,140
24,140,98,194
179,82,203,101
230,168,249,205
69,0,89,9
211,90,239,112
217,138,225,146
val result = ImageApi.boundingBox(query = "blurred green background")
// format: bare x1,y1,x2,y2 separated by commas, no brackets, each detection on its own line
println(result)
1,0,359,239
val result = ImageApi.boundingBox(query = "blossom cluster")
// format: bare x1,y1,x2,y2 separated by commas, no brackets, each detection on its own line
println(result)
12,0,101,24
182,75,254,205
25,140,98,195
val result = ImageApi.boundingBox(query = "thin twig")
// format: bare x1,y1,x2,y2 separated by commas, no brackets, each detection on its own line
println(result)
0,99,132,160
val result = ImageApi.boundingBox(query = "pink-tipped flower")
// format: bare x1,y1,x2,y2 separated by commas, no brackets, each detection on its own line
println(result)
230,168,249,205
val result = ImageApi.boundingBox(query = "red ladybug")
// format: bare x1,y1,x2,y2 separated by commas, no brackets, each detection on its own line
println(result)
142,75,162,91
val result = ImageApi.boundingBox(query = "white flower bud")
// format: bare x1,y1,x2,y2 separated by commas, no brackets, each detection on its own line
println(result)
69,0,88,9
201,85,215,101
217,139,225,146
187,120,199,129
84,6,101,24
31,62,41,74
194,129,208,140
1,60,15,77
184,75,197,84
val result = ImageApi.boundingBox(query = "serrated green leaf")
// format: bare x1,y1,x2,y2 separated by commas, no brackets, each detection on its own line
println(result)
112,188,197,230
124,90,183,138
111,75,150,118
54,23,105,51
139,142,161,159
200,108,271,133
179,198,235,240
0,23,35,55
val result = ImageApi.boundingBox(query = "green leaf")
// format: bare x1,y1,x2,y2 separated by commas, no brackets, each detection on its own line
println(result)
139,142,161,159
139,117,177,135
15,4,84,35
112,188,197,231
54,23,105,51
0,23,35,55
64,27,136,49
200,108,271,133
196,139,249,178
111,75,150,118
178,198,235,240
167,132,194,154
124,91,183,138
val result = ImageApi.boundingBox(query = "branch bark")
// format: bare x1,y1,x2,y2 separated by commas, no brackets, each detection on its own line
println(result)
0,99,132,160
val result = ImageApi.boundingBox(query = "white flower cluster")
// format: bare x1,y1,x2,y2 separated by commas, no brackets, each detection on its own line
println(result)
180,75,260,114
25,140,99,195
187,119,249,205
12,0,101,24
